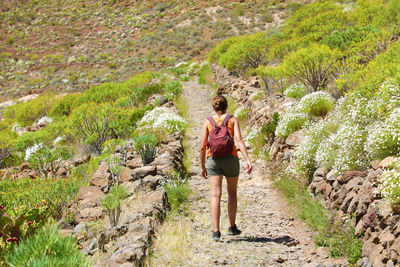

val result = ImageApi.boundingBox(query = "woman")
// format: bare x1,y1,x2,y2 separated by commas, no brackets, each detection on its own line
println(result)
200,95,252,241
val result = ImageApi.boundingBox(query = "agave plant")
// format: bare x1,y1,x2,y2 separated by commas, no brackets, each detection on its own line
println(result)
133,134,158,165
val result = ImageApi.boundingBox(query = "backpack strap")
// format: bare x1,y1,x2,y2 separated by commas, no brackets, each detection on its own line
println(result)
221,114,233,126
207,117,217,127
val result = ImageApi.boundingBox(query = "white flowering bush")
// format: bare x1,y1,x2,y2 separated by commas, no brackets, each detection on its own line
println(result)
234,107,249,121
275,105,309,138
37,116,53,124
374,79,400,116
365,107,400,160
335,95,379,127
299,91,335,117
137,107,187,139
246,127,261,142
25,143,43,160
188,62,200,75
292,120,335,179
246,127,268,157
333,125,367,172
378,170,400,203
284,83,307,100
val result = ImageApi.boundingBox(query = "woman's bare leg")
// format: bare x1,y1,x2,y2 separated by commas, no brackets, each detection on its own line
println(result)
209,175,223,232
226,176,239,227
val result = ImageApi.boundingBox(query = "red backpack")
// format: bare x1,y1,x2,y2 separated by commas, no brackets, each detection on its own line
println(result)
207,115,233,157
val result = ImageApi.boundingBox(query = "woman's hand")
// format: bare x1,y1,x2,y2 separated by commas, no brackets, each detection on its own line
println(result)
201,167,208,179
246,161,252,174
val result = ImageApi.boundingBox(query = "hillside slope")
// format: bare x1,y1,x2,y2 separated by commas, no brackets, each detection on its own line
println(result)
0,0,303,101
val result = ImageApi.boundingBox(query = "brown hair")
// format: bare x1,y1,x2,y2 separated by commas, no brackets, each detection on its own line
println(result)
212,95,228,116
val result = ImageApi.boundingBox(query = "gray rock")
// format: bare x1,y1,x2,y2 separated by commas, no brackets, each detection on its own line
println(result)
142,175,163,190
326,170,336,182
73,222,86,233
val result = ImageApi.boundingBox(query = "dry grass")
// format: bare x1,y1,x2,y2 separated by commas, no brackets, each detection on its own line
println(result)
147,217,194,266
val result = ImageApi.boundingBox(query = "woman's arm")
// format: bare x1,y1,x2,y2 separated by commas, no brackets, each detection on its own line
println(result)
200,119,209,178
232,117,252,174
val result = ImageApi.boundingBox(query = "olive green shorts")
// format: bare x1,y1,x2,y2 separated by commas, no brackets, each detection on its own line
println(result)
206,155,240,178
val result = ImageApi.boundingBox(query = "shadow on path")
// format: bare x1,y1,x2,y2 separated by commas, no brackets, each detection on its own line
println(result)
228,235,298,246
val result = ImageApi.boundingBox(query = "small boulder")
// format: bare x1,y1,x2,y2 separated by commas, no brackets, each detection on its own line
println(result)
126,158,142,169
313,168,328,182
131,166,157,180
370,160,381,170
285,131,303,146
120,168,133,183
90,163,111,191
19,162,31,172
379,157,398,169
56,167,68,177
379,227,396,248
142,175,163,190
78,186,105,201
337,170,367,183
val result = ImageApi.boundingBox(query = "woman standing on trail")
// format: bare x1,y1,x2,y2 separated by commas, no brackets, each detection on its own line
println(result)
200,95,252,241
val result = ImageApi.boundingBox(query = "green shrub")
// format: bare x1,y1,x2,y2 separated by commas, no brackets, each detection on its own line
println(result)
281,44,340,91
105,155,124,185
133,134,158,165
15,130,53,152
299,91,335,117
261,112,280,138
282,1,347,41
66,103,131,153
101,185,129,227
0,176,84,220
208,37,240,63
4,93,60,126
131,84,163,107
198,62,213,85
321,26,372,51
218,32,273,74
164,81,183,98
4,224,90,267
50,93,83,117
27,146,70,178
129,106,151,126
164,181,192,211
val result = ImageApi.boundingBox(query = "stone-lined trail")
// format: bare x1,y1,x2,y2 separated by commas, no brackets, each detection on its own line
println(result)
149,80,346,266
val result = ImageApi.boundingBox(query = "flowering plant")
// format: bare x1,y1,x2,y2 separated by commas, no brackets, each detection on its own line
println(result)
275,105,309,138
299,91,335,117
284,83,307,100
378,169,400,203
136,107,187,140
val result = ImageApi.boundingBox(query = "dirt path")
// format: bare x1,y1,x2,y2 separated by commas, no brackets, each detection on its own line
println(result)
150,80,346,266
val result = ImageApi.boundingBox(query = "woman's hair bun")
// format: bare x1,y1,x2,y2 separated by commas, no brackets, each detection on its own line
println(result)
212,95,228,115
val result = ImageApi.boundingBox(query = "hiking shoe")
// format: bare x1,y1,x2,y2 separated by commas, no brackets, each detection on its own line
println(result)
212,231,221,241
228,225,242,236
